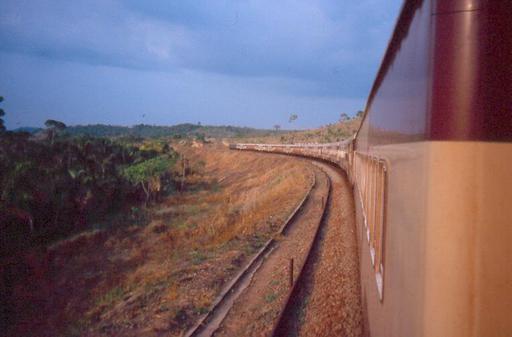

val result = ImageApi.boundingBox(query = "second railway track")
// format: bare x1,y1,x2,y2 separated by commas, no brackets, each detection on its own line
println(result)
185,160,332,337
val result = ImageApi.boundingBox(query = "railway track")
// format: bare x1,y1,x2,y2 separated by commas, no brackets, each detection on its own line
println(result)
185,162,333,337
186,155,362,337
272,162,362,337
270,162,332,336
185,166,320,337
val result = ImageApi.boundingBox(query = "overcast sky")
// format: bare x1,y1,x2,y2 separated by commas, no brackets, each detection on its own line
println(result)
0,0,402,129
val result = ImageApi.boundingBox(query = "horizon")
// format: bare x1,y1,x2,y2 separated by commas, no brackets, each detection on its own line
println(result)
1,0,402,130
10,121,320,131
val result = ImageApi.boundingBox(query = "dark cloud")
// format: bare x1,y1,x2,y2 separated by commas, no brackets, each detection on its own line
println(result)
0,0,402,128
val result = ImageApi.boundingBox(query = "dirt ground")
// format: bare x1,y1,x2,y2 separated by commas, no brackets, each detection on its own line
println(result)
4,142,312,337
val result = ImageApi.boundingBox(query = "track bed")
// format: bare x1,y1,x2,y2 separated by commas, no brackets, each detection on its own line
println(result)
273,162,363,337
187,157,363,337
213,166,329,337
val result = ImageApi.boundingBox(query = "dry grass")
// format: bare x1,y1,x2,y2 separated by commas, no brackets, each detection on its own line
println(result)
235,117,362,144
166,143,311,248
6,141,311,337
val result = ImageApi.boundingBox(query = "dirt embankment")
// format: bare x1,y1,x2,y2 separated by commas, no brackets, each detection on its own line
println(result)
4,142,312,337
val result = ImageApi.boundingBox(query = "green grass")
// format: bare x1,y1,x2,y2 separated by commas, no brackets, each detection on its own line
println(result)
265,291,278,303
170,220,197,231
95,286,126,308
298,295,310,324
66,318,90,337
189,250,207,265
244,234,267,255
195,306,209,315
211,180,221,193
270,279,280,287
182,204,202,215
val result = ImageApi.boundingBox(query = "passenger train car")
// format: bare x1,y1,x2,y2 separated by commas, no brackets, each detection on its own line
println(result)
232,1,512,336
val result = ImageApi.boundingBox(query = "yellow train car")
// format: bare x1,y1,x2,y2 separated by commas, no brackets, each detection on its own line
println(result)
232,1,512,336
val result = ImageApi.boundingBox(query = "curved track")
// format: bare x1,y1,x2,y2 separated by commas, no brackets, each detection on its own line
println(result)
185,163,323,337
186,154,362,337
272,162,363,337
213,165,330,337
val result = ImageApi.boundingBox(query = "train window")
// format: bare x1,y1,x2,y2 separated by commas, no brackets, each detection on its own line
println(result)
355,153,387,301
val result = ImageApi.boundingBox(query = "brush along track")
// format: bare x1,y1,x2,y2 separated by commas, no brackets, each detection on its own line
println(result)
211,165,331,337
272,161,363,337
185,166,321,337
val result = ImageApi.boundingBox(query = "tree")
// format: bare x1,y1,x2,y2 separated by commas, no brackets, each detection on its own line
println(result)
288,114,298,124
45,119,67,144
340,112,350,122
45,119,66,130
273,124,281,132
356,110,364,118
0,96,5,132
123,155,176,204
288,114,298,143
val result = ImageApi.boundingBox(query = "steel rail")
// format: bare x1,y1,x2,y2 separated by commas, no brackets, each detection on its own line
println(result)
231,145,343,337
185,167,317,337
270,163,333,336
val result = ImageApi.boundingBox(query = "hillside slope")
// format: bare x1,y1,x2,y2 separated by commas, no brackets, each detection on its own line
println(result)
234,117,362,144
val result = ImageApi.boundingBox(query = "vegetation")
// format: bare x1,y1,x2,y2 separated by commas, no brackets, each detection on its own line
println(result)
288,114,299,142
0,118,178,256
2,141,313,337
45,119,67,144
280,116,360,143
123,155,177,204
54,123,285,139
1,93,356,336
237,113,362,144
0,97,189,333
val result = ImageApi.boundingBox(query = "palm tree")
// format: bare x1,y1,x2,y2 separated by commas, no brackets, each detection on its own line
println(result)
288,114,298,143
288,114,298,124
340,112,350,122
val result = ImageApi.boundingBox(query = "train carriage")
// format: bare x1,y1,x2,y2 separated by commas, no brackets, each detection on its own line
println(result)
232,1,512,336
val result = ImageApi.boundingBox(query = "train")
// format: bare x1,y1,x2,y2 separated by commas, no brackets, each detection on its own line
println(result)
231,1,512,336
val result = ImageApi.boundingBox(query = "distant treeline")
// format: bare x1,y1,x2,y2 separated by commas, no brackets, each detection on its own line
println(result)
14,123,282,139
